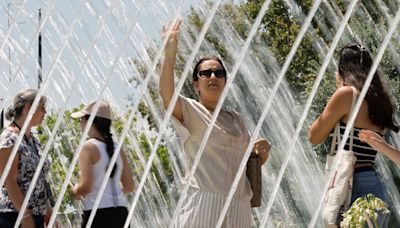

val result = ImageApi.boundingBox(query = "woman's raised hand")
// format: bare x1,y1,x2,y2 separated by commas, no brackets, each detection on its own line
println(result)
159,19,184,120
162,19,182,60
358,130,388,153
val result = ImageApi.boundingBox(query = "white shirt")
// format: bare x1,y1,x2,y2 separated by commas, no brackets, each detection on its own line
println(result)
82,138,127,210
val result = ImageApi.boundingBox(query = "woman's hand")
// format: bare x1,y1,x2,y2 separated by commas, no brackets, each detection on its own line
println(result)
71,185,82,200
162,19,182,60
358,130,387,151
159,19,184,121
359,130,400,165
252,138,270,165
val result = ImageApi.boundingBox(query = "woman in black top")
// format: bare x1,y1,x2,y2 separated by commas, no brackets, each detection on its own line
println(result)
309,44,399,227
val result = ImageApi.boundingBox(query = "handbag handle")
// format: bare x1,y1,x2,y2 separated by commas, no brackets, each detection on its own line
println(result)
348,87,358,151
329,86,358,155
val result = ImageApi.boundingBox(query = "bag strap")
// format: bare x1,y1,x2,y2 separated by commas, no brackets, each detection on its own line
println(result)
348,87,358,151
329,87,358,155
329,124,339,155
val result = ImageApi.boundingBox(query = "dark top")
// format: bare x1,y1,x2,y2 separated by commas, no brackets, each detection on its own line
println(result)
329,121,381,165
0,129,50,215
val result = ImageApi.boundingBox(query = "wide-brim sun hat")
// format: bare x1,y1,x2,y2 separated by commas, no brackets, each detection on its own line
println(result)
71,100,112,120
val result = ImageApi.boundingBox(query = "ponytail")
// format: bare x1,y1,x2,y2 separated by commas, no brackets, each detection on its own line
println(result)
103,128,116,177
6,89,40,121
90,116,117,177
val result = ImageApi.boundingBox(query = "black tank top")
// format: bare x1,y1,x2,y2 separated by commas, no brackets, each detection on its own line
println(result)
329,121,381,165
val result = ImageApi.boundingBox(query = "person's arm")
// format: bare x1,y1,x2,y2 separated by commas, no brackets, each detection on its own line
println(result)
358,130,400,165
72,143,96,197
159,20,184,123
120,149,135,194
309,86,353,144
252,138,270,165
0,147,35,228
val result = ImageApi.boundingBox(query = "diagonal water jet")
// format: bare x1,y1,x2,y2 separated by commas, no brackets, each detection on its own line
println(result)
122,3,231,227
205,0,324,226
212,0,275,226
46,1,151,227
255,0,361,226
0,0,56,125
66,2,189,226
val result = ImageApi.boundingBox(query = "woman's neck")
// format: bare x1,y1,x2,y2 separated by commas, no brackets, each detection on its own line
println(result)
89,130,105,142
199,97,219,111
13,118,32,137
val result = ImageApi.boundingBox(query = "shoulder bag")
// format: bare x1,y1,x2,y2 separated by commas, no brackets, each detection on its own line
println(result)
322,87,358,227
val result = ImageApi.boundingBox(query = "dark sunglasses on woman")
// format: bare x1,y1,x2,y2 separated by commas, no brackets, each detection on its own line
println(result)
198,69,226,78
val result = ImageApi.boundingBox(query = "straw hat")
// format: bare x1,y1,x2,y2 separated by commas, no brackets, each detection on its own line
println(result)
71,100,112,120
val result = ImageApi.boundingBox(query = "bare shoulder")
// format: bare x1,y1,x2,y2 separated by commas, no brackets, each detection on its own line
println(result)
329,86,354,108
81,141,100,164
332,86,354,99
80,142,100,158
82,141,98,151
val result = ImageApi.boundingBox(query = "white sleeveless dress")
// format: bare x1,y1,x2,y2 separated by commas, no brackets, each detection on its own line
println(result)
171,96,253,228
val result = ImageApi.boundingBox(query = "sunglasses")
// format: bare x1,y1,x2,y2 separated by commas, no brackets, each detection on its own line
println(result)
198,69,226,78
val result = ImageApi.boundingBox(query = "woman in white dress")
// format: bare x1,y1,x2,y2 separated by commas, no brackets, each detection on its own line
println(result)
160,20,270,228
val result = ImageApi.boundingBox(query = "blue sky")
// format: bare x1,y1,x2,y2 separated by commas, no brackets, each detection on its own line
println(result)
0,0,202,114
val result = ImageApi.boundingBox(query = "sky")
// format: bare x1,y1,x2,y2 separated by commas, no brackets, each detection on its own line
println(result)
0,0,203,115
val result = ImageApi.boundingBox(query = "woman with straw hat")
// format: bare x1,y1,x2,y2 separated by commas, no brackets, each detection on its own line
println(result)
70,100,134,228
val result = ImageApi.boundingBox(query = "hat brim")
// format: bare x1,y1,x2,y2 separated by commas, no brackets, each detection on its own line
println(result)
70,110,88,119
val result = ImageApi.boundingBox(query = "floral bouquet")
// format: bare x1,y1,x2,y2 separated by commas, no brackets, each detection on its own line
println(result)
340,194,390,228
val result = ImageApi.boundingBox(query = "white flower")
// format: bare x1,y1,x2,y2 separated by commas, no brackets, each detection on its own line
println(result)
63,204,77,214
54,142,61,149
62,131,71,137
340,194,390,227
60,154,69,166
55,136,62,142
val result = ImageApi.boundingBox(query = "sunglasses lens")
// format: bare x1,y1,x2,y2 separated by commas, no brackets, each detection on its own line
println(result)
199,70,212,78
214,69,226,78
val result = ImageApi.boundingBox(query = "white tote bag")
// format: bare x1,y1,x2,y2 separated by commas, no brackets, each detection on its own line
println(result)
322,87,358,227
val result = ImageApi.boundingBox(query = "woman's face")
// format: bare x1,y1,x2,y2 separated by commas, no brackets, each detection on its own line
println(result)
193,60,227,100
29,98,47,126
79,116,87,131
79,116,99,137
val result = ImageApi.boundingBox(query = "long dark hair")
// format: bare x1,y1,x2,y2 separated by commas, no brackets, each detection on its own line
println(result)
192,56,227,81
338,43,399,132
84,115,117,177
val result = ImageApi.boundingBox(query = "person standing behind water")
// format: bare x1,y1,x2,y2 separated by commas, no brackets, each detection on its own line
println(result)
160,20,270,227
70,100,135,228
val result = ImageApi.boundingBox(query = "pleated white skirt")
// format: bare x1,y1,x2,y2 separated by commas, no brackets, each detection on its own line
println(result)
174,188,252,228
